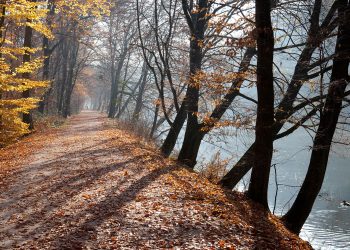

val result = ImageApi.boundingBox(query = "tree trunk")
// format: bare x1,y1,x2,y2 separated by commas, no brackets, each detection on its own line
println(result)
247,0,274,208
108,58,124,118
282,0,350,234
220,0,325,189
22,4,35,130
58,42,69,115
0,3,5,48
0,3,6,102
38,0,55,114
62,86,73,118
177,37,202,167
97,93,103,111
178,46,256,168
108,31,130,118
177,128,205,167
149,98,160,138
177,0,209,166
218,143,255,189
160,103,187,156
132,63,149,122
62,56,74,117
61,33,78,118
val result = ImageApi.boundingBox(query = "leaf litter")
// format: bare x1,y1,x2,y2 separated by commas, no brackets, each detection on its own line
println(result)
0,111,312,249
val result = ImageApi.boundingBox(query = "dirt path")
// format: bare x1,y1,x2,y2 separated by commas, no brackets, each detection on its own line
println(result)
0,111,311,249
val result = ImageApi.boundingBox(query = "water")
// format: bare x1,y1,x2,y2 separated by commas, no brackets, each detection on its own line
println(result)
196,128,350,249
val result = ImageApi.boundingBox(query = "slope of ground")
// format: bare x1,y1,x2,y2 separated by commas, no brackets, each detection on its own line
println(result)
0,111,312,249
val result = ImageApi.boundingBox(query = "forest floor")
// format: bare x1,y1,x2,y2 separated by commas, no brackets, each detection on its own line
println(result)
0,111,312,249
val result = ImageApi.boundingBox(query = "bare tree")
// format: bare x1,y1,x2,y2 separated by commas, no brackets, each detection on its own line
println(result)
220,0,340,189
282,0,350,233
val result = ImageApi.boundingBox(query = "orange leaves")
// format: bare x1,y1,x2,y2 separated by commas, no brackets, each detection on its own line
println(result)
217,240,236,250
0,112,312,249
0,120,57,181
82,193,92,200
152,98,162,106
215,22,225,34
55,210,66,217
169,193,178,200
188,70,204,89
187,69,249,97
135,194,147,202
218,240,226,248
201,115,250,132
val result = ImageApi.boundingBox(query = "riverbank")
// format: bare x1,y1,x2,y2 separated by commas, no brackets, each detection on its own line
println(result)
0,111,311,249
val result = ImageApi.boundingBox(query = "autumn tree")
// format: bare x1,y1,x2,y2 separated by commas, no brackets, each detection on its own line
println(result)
220,0,341,189
101,1,137,118
38,0,109,117
157,0,254,160
136,0,189,139
37,0,56,114
282,0,350,234
0,0,51,145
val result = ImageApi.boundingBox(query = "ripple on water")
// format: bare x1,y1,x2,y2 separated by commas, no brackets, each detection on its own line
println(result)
301,209,350,250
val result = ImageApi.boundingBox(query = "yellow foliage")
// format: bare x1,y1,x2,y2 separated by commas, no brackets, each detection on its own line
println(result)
0,98,38,146
0,0,110,146
56,0,110,17
1,0,53,39
0,1,51,146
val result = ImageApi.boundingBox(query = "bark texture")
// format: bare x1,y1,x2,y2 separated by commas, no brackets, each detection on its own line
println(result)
22,4,35,130
282,0,350,234
246,0,274,208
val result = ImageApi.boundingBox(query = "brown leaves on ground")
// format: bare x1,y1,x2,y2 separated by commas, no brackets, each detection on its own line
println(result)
0,111,312,249
0,119,60,188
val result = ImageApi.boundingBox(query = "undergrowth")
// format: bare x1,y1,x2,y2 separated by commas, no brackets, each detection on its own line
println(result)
198,152,229,183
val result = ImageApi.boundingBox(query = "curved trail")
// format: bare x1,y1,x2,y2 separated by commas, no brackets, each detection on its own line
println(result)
0,111,310,249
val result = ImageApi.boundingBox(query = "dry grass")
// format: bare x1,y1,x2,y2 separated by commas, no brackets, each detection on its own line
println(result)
33,113,66,132
107,118,156,147
198,152,229,183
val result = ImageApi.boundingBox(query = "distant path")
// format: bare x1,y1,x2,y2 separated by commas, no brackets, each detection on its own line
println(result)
0,111,311,249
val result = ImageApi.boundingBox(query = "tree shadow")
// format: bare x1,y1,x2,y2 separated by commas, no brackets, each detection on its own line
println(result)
1,153,163,248
0,130,163,248
1,111,308,248
165,169,302,249
221,188,301,249
3,135,147,189
48,164,177,249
